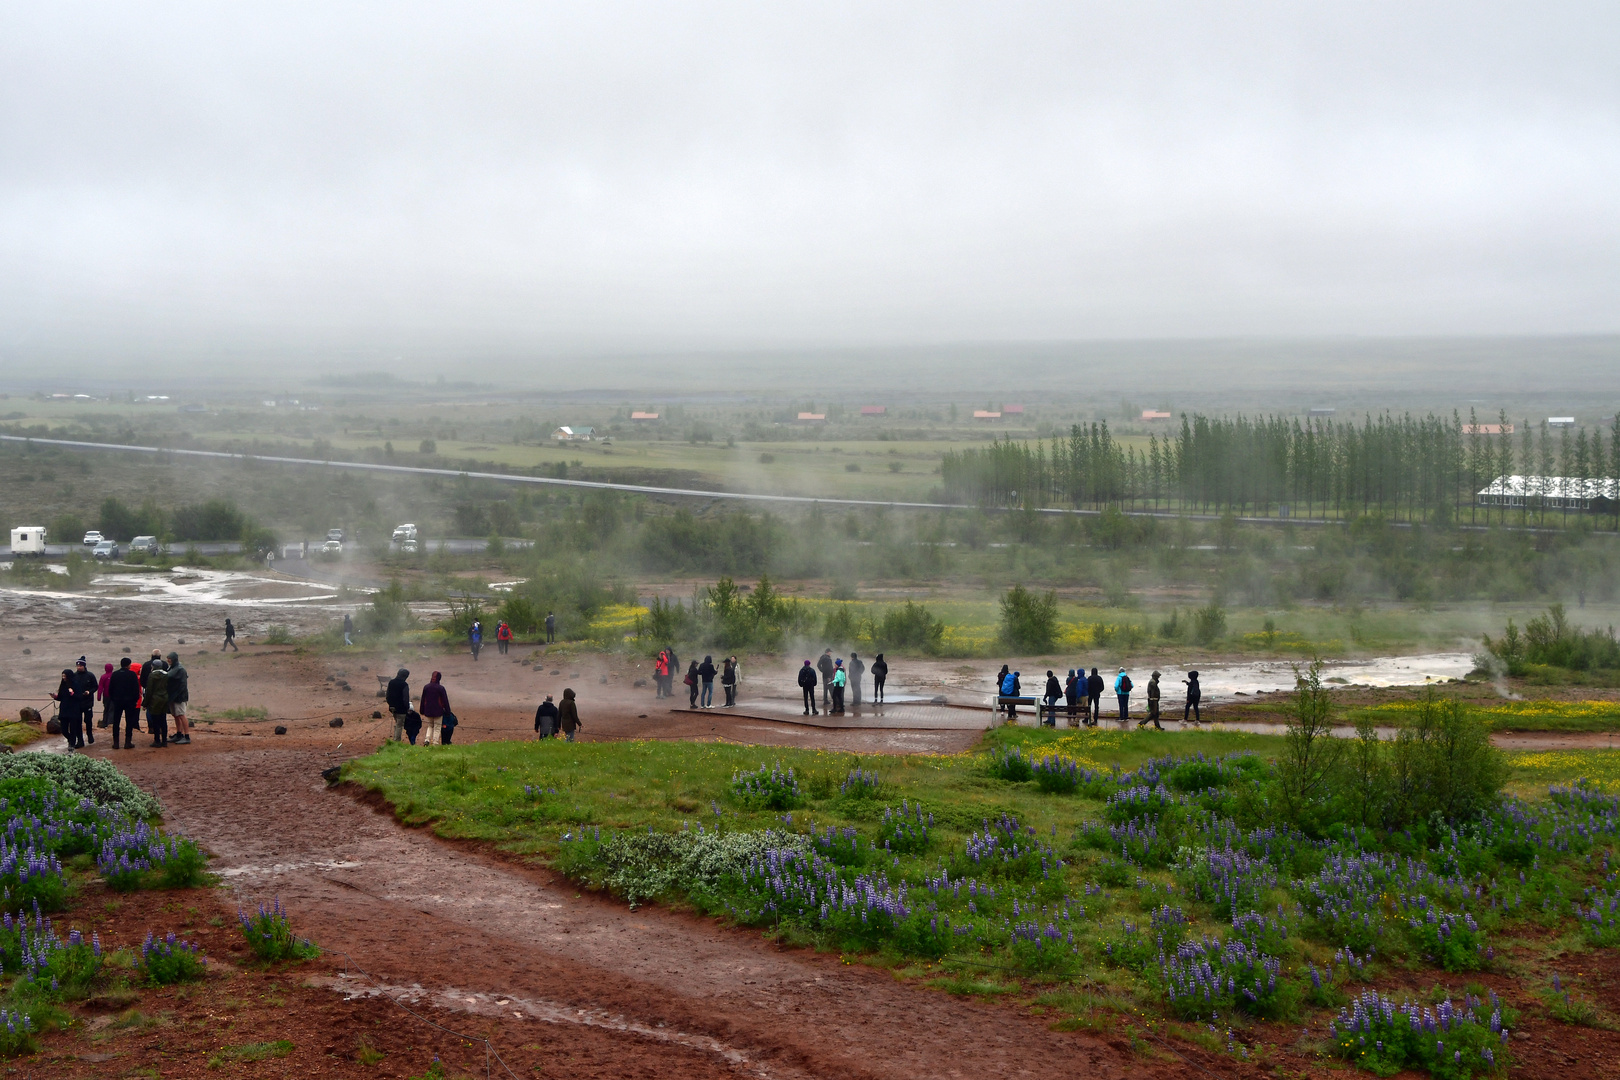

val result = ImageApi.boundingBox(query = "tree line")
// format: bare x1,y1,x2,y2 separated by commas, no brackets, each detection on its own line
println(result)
940,411,1620,528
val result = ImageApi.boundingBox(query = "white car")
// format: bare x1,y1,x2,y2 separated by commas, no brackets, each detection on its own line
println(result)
321,539,343,554
326,528,344,542
391,523,417,542
82,530,103,546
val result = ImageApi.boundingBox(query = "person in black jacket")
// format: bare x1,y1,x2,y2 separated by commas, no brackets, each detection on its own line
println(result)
50,669,80,748
71,658,99,746
534,695,559,738
848,653,865,709
386,668,412,741
402,709,423,745
164,652,191,744
797,660,819,716
1183,671,1202,724
107,657,142,749
697,656,717,709
1086,668,1104,727
870,654,888,703
817,650,836,711
1043,670,1063,727
1064,669,1080,727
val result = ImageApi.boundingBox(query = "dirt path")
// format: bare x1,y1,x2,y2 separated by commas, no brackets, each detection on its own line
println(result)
100,742,1179,1080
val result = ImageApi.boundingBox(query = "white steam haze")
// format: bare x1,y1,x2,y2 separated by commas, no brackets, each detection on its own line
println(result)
1,2,1618,377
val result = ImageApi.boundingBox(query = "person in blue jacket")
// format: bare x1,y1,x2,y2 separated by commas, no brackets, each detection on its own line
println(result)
1113,667,1133,721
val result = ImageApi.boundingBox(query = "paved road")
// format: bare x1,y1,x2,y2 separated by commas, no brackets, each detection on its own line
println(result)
0,541,242,558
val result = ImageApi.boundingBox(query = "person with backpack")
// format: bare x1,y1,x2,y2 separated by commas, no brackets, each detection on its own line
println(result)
1113,667,1132,722
797,660,819,716
1000,668,1021,719
698,655,717,708
684,660,700,708
440,705,459,744
496,620,513,655
386,668,412,741
419,671,449,745
1140,671,1163,729
1183,671,1203,724
1086,668,1104,726
831,659,847,714
870,653,888,703
468,621,483,661
145,659,171,747
1042,670,1063,727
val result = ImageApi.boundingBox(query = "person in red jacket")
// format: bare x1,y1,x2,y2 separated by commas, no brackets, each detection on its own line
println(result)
96,662,114,729
419,671,449,745
496,620,513,655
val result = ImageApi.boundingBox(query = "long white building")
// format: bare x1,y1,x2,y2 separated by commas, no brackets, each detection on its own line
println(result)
1476,475,1619,510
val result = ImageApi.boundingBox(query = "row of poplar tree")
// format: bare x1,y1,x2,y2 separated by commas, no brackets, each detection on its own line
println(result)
939,410,1620,527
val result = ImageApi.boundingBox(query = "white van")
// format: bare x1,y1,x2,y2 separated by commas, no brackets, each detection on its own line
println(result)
391,523,417,542
9,527,46,556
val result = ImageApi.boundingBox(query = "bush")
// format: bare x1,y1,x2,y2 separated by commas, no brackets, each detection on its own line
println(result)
1386,692,1506,827
989,746,1033,782
1192,602,1227,645
999,585,1060,653
238,899,319,963
729,763,802,810
139,932,206,985
872,601,945,654
1330,989,1510,1079
1032,756,1080,794
0,756,159,819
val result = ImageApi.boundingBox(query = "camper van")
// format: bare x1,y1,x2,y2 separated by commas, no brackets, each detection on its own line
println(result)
9,527,46,556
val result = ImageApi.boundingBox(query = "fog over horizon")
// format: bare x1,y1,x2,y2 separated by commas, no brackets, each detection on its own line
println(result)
2,2,1618,379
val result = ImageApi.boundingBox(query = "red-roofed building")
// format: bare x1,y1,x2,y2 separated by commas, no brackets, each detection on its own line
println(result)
797,412,827,424
1002,404,1025,415
860,405,886,416
1141,410,1172,421
630,411,659,422
973,410,1002,421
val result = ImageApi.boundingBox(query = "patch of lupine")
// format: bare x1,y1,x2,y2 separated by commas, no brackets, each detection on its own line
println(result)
988,745,1034,783
138,931,206,985
812,825,867,865
1179,845,1278,918
522,785,558,799
1403,904,1491,973
238,898,320,963
1574,887,1620,946
950,814,1064,882
5,918,104,998
728,845,941,952
839,768,882,799
1079,818,1178,868
0,1006,34,1056
730,763,803,810
0,839,65,913
1160,931,1291,1021
1103,784,1180,824
1300,851,1393,952
1031,755,1081,795
877,801,932,855
1331,988,1510,1079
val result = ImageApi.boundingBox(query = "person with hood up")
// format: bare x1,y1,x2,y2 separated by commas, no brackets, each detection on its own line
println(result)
654,649,670,698
684,660,700,708
97,662,114,729
386,668,412,741
1139,671,1163,729
108,657,142,749
1043,670,1063,727
1064,669,1080,727
720,657,737,707
871,654,888,703
222,617,238,651
51,669,82,748
1113,667,1133,721
496,620,512,655
165,652,191,744
419,671,449,745
145,659,170,747
817,650,836,711
698,655,717,708
1183,671,1202,723
999,668,1021,719
1086,668,1104,726
558,687,580,740
534,694,559,738
797,660,819,716
343,612,354,646
468,621,483,661
401,710,424,744
848,652,865,709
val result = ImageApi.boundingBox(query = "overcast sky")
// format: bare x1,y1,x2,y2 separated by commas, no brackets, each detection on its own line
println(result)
1,2,1617,369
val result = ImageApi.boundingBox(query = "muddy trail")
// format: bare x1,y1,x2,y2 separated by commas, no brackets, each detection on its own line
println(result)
102,743,1193,1080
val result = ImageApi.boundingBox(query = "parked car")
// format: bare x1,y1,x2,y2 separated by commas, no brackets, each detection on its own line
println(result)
92,540,120,560
399,538,418,553
321,539,343,554
130,535,160,555
326,528,344,542
391,523,417,542
82,530,103,546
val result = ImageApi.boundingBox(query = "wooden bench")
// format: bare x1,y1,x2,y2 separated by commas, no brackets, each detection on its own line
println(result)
995,695,1037,720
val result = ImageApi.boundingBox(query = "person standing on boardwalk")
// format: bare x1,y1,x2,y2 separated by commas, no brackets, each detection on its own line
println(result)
720,657,737,707
222,618,238,651
419,671,449,745
1113,667,1132,722
698,655,717,708
817,650,836,711
830,659,847,714
1139,671,1163,729
684,660,700,708
386,668,412,741
1064,669,1080,727
870,654,888,703
1043,670,1063,727
848,652,865,709
1086,668,1104,726
558,687,580,741
165,652,191,744
797,660,819,716
108,657,141,749
1182,671,1202,723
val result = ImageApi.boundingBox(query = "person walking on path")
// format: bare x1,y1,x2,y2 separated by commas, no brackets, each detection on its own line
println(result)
97,662,114,729
1086,668,1104,726
849,652,865,709
108,657,141,748
1043,670,1063,727
386,668,412,741
1139,671,1163,729
831,659,847,715
222,618,238,651
545,612,557,644
419,671,449,745
496,621,512,655
684,660,700,709
558,687,580,741
144,659,170,747
71,658,98,746
401,709,423,745
439,704,459,744
1113,667,1132,722
1182,671,1202,723
720,657,737,707
165,652,192,744
534,695,559,738
871,654,888,703
698,655,717,708
468,621,483,661
343,613,354,646
797,660,820,715
1064,669,1080,727
817,650,836,711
